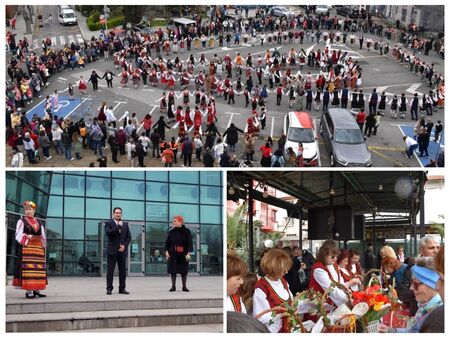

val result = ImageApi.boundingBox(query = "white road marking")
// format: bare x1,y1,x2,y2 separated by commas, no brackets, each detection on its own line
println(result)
270,116,275,139
77,34,84,43
51,37,57,46
405,83,422,94
58,77,67,81
65,98,90,119
60,36,65,45
68,35,75,44
313,118,322,167
148,105,157,115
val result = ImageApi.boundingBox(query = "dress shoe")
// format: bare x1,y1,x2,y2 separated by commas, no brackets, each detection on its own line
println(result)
169,286,176,292
25,292,35,299
33,291,47,297
182,287,190,292
119,290,130,294
106,289,112,295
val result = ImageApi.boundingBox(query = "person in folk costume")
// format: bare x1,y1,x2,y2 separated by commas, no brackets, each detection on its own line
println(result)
194,88,201,105
378,91,387,116
113,52,121,69
165,215,193,292
175,105,183,124
167,70,175,90
132,68,141,89
182,87,190,106
196,70,205,87
253,249,294,333
399,93,408,119
181,69,190,87
178,116,187,138
149,67,158,87
184,107,193,128
357,89,366,110
159,92,168,114
193,107,202,133
119,68,129,88
227,254,248,313
13,201,48,299
337,249,363,292
52,90,59,112
200,90,207,110
77,75,88,94
307,240,352,322
331,87,340,107
207,103,216,125
160,69,168,88
259,106,267,130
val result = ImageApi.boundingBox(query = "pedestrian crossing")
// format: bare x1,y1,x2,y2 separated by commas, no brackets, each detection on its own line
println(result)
32,34,84,50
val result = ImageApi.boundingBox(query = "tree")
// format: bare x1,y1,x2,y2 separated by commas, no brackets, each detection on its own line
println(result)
227,202,247,252
121,5,146,26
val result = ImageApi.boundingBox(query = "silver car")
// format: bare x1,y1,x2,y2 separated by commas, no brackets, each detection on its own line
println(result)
319,108,373,167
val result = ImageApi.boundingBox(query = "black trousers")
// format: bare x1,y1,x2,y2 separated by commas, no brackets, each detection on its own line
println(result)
106,252,127,291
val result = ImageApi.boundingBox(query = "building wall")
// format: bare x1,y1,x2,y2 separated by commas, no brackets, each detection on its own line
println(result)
6,171,223,276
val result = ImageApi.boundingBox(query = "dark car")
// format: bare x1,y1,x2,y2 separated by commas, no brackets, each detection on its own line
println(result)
319,108,372,167
337,6,359,19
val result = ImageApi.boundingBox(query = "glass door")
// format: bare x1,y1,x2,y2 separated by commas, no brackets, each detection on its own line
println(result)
128,222,145,276
185,224,200,274
100,221,145,276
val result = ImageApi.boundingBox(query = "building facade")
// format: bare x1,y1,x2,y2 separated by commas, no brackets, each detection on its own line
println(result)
6,171,223,276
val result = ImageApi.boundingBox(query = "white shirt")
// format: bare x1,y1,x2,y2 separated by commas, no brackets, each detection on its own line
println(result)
405,136,418,147
226,295,247,313
253,277,293,333
11,152,24,167
339,266,359,291
105,108,117,123
313,264,349,307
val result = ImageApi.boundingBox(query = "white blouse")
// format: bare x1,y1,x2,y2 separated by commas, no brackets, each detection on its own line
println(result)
15,218,46,247
253,277,293,333
226,295,247,313
313,264,348,307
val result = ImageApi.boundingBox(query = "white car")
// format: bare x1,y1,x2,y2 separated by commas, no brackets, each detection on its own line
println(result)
315,5,330,16
271,6,293,17
58,8,77,25
283,111,320,166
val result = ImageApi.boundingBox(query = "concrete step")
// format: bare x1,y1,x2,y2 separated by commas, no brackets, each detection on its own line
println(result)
73,323,223,332
6,307,223,332
7,297,222,314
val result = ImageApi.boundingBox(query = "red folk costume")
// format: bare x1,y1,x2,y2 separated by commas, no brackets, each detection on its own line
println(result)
120,70,129,86
78,78,87,91
13,214,48,291
229,293,243,312
254,277,293,333
167,71,175,89
193,109,202,131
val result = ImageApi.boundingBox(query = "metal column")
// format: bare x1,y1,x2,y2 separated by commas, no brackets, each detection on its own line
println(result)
248,179,254,272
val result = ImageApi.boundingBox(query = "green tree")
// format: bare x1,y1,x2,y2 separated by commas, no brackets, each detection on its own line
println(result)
227,202,247,252
121,5,146,26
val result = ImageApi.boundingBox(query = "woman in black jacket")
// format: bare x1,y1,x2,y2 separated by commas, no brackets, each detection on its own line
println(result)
165,216,193,292
222,123,243,153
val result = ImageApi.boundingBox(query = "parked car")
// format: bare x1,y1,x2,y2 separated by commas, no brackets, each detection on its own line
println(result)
58,8,77,25
270,6,296,17
315,5,330,16
283,111,319,166
319,108,372,167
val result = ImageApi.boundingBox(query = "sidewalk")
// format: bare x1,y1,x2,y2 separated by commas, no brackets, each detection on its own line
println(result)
6,276,223,302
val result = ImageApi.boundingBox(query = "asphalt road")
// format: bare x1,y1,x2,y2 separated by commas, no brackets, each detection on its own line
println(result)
11,5,444,168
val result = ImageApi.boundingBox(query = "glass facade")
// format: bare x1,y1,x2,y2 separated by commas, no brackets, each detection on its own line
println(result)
6,171,223,276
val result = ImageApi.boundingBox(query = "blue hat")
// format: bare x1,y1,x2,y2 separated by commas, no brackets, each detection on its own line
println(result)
411,265,439,290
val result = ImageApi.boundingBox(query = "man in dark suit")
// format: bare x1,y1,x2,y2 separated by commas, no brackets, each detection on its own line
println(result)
105,207,131,295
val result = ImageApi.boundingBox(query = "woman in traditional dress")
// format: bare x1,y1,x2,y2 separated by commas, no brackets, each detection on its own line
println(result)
227,254,248,313
77,75,87,94
165,216,193,292
253,248,293,333
13,201,47,298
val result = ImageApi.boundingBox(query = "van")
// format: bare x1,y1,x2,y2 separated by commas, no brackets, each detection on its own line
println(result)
58,8,77,26
319,108,372,167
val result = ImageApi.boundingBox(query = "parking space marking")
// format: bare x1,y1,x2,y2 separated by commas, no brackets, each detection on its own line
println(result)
313,118,322,167
270,116,275,139
397,124,422,168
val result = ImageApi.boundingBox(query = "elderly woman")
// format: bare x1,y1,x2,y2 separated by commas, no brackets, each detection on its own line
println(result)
419,245,444,333
165,216,193,292
226,254,248,313
381,256,414,308
380,257,443,333
253,248,293,333
13,201,47,298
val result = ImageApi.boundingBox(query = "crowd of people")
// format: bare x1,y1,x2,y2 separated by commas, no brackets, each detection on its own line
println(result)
5,5,445,167
227,235,444,333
